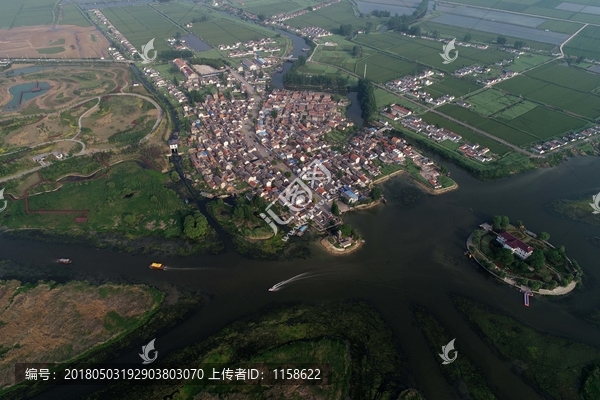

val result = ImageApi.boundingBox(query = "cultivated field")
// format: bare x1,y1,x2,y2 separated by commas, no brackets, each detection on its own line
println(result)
241,0,322,16
564,25,600,61
0,25,109,59
0,0,56,28
0,280,161,387
496,62,600,119
286,1,376,32
58,5,91,27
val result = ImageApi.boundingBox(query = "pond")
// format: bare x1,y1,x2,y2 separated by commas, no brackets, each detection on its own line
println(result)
181,34,213,52
2,81,51,112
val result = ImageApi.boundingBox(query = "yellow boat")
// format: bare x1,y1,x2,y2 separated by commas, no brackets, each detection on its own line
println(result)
149,262,164,271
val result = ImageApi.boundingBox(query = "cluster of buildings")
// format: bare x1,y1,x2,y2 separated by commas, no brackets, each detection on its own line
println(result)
186,93,260,191
219,38,281,58
90,9,137,59
386,70,436,93
479,70,518,86
454,65,490,77
271,23,332,39
458,143,493,162
531,125,600,154
381,104,412,121
166,38,189,51
107,47,126,61
142,66,188,103
271,9,309,22
401,116,462,143
425,93,455,106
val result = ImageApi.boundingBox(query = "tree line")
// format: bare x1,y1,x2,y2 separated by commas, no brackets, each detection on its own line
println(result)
357,79,377,122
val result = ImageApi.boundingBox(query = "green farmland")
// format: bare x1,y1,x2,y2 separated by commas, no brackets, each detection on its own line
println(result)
0,0,56,28
59,5,91,27
565,25,600,62
286,0,377,32
465,89,522,117
100,6,182,52
496,63,600,119
241,0,323,16
426,76,481,98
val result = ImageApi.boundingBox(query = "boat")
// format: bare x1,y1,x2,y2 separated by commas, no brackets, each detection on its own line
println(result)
302,47,310,52
57,258,72,265
522,290,533,306
268,285,279,292
469,208,473,212
149,262,165,271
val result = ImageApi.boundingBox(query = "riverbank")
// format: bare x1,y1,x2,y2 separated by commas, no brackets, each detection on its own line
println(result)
466,232,577,296
320,237,364,255
373,168,458,195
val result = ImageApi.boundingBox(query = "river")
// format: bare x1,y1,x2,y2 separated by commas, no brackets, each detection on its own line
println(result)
4,26,600,400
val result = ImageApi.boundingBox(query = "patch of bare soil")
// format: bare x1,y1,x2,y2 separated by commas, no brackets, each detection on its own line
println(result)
0,25,110,59
0,280,161,387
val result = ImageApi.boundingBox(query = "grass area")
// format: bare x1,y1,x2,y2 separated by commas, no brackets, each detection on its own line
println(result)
413,306,496,400
549,193,600,227
454,296,600,400
59,5,90,27
36,46,65,55
4,161,183,237
93,301,418,399
0,280,162,388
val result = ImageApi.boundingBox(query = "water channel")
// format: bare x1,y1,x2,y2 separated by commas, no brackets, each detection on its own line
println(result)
2,23,600,400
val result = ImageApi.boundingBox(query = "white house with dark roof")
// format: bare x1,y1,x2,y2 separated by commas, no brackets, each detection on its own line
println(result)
496,231,534,259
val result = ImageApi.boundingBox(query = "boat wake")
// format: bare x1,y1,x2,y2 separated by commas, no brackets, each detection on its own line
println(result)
162,267,214,271
269,272,321,291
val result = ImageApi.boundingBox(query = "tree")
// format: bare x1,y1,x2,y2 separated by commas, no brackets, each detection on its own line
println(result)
175,31,182,40
371,186,382,200
527,249,545,270
170,171,180,182
352,45,362,58
539,231,550,241
339,24,353,36
463,33,472,42
284,171,292,178
514,40,525,49
331,201,340,216
184,213,209,239
366,21,373,33
497,36,507,44
497,248,515,266
515,220,523,228
270,109,278,118
492,215,509,231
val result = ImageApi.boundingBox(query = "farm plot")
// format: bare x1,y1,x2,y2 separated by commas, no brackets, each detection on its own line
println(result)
244,0,316,16
428,14,568,45
420,111,512,155
58,5,91,27
497,76,600,119
438,104,539,145
191,19,271,45
426,77,481,98
1,0,56,28
286,1,372,32
101,6,179,52
504,107,588,140
464,89,521,117
493,100,538,121
355,53,418,83
438,4,547,28
564,25,600,62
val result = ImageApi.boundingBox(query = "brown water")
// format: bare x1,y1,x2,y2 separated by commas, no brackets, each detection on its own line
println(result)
4,155,600,399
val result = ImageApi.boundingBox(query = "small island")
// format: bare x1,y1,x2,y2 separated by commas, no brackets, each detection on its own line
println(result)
467,216,582,295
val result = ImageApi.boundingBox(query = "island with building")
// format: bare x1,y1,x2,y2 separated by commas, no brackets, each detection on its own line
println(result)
466,216,582,295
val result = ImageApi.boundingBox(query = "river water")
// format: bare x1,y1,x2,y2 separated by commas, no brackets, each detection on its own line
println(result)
4,25,600,400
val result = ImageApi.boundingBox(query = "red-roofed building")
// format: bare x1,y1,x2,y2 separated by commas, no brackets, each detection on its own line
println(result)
496,232,534,259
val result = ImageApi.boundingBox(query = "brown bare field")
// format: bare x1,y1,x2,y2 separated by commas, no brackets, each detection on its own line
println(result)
0,280,162,387
0,25,110,59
